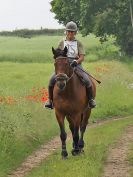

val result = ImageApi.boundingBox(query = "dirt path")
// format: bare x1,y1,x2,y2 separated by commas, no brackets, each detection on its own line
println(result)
8,136,70,177
103,125,133,177
8,117,132,177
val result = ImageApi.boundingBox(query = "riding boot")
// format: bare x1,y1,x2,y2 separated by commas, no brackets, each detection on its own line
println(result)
45,86,54,109
87,86,96,108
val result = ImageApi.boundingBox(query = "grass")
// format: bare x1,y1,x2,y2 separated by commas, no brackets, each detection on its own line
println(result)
0,60,133,177
25,116,133,177
0,34,119,63
88,61,133,120
0,35,133,176
117,56,133,72
0,36,60,63
0,104,59,177
0,62,57,177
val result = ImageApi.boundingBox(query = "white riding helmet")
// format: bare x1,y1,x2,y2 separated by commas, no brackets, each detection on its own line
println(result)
65,21,78,32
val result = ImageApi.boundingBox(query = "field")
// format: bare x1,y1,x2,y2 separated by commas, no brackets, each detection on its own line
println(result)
0,35,133,177
0,34,118,63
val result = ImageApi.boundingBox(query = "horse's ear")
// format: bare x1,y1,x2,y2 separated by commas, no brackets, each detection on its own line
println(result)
52,47,55,55
64,46,68,54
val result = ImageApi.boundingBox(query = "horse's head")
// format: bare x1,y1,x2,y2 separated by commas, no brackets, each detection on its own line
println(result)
52,47,73,91
52,46,67,59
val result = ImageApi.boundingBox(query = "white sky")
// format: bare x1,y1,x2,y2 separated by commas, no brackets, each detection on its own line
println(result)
0,0,64,31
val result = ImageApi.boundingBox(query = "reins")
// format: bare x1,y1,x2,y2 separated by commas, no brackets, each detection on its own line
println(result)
66,67,75,82
55,57,75,83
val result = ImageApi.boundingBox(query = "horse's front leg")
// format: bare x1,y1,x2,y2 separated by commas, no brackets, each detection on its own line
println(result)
55,111,68,159
71,113,81,156
79,109,91,150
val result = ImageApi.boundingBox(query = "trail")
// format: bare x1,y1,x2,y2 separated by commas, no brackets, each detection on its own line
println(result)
103,125,133,177
8,117,132,177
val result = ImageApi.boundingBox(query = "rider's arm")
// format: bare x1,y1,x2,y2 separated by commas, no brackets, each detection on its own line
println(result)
77,54,84,64
77,40,85,64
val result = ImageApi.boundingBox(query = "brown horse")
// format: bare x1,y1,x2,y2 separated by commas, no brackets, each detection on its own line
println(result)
52,46,96,158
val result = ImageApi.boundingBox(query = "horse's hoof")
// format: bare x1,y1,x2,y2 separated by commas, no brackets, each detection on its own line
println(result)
62,155,68,160
61,151,68,159
71,149,81,156
78,139,84,149
80,149,84,154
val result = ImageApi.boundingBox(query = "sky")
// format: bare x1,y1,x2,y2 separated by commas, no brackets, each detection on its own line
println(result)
0,0,64,31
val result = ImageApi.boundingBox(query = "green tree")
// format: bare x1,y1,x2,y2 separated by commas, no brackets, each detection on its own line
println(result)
51,0,133,55
51,0,80,26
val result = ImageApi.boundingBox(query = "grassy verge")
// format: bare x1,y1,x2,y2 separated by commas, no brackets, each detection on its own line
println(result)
0,104,59,177
85,61,133,120
0,63,58,177
0,60,133,177
25,116,133,177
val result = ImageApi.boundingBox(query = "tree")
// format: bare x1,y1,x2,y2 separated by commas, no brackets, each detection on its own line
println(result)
50,0,80,26
51,0,133,55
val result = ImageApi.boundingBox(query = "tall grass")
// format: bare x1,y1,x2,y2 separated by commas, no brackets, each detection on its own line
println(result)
0,63,56,176
0,103,59,176
0,35,120,63
0,36,60,63
86,61,133,120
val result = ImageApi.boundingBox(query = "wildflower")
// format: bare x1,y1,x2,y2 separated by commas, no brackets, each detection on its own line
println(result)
5,96,15,105
41,96,48,102
0,96,4,103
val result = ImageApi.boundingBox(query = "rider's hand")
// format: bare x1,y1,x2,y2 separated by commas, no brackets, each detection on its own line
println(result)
70,60,78,67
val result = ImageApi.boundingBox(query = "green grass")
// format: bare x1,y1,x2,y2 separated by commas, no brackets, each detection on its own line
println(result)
25,116,133,177
88,61,133,120
0,34,119,63
0,35,133,176
0,36,60,63
0,60,133,177
0,34,132,70
117,56,133,72
0,104,59,177
0,63,57,177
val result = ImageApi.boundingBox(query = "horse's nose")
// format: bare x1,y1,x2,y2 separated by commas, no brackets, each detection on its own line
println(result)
57,81,66,90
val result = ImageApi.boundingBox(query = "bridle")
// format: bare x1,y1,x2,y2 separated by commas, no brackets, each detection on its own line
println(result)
54,56,75,83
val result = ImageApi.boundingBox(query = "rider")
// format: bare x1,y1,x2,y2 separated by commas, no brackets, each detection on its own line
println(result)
45,21,96,109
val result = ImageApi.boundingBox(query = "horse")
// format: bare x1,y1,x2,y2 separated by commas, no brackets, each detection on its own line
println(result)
52,46,96,159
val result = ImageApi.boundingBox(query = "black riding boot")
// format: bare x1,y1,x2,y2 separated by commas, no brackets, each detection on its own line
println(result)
87,86,96,108
45,86,54,109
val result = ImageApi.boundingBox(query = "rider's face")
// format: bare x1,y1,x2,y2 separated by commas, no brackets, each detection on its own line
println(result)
66,31,76,40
